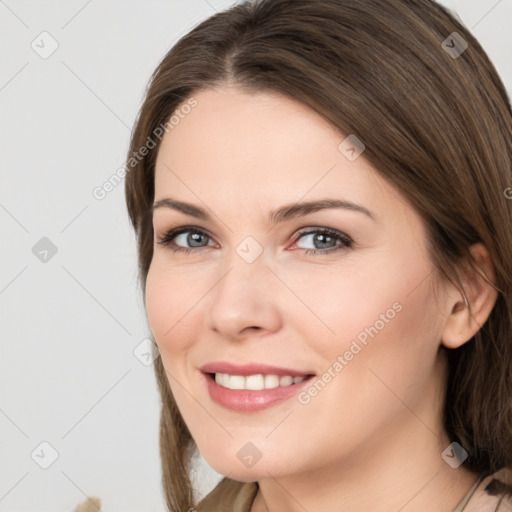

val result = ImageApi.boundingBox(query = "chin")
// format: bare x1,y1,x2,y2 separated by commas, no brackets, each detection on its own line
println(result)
210,461,263,482
208,448,300,482
200,449,271,481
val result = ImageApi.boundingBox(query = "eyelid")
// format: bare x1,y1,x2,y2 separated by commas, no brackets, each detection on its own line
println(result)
291,226,353,250
293,226,350,240
156,225,216,247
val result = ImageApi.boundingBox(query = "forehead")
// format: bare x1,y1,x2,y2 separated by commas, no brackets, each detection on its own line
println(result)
157,86,343,175
153,86,414,225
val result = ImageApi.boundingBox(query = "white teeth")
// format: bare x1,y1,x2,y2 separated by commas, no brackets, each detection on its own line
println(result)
279,375,293,386
245,374,264,390
229,375,245,390
264,374,280,389
214,373,308,390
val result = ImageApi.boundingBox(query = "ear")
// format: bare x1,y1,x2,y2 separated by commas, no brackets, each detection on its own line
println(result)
441,243,498,349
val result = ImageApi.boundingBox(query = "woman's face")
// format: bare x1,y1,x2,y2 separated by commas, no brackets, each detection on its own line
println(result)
146,85,452,481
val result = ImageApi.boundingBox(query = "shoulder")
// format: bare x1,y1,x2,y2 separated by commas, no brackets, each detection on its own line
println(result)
464,467,512,512
486,467,512,511
196,476,259,512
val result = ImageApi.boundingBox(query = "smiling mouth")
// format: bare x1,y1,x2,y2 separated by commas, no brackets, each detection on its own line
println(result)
207,372,315,391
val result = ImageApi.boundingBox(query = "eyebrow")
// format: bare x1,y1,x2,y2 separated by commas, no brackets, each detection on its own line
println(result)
152,197,377,224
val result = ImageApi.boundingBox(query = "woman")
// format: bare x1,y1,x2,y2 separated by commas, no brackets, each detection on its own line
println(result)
124,0,512,510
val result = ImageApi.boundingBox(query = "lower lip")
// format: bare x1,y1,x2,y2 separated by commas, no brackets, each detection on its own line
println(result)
202,372,315,412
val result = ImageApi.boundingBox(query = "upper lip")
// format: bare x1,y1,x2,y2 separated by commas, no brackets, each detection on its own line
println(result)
201,361,315,377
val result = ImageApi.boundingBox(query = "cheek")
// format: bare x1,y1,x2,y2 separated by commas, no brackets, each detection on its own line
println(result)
145,262,200,356
290,273,441,459
327,269,441,406
297,252,439,376
282,260,405,356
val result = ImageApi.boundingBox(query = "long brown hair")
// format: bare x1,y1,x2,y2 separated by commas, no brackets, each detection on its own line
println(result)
124,0,512,509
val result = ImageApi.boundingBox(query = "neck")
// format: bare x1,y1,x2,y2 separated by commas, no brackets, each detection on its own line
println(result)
252,409,479,512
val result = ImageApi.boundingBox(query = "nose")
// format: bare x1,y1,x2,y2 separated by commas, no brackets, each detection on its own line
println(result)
206,252,282,341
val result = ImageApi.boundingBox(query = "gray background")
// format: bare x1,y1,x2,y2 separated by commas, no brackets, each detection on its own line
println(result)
1,1,511,511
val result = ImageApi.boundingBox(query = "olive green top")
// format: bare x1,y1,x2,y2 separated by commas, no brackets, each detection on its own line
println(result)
197,470,512,512
197,478,257,512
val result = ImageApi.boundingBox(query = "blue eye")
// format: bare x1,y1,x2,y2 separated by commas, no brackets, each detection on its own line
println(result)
156,226,353,256
157,226,214,254
293,228,352,255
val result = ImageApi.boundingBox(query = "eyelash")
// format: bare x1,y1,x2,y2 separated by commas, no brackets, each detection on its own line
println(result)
156,226,353,256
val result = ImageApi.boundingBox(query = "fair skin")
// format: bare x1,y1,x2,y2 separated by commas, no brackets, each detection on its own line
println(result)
146,85,498,512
